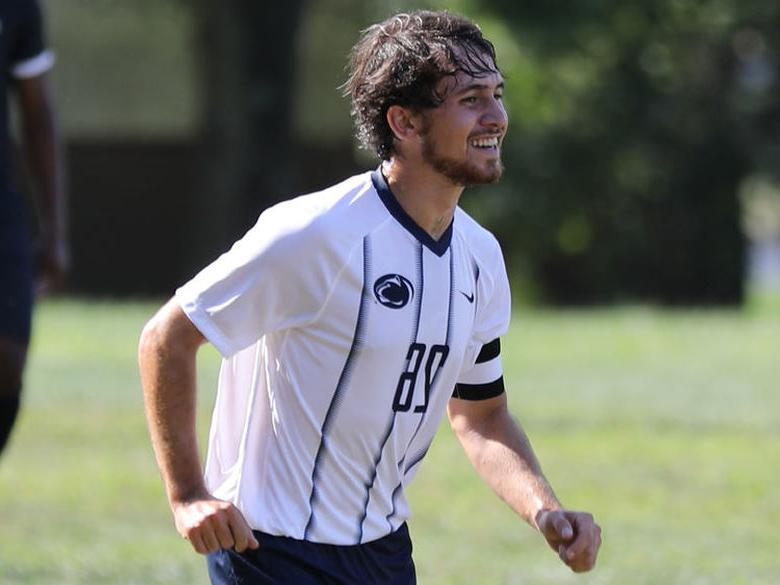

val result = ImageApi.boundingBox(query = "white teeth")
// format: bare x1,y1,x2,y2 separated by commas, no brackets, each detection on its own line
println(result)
471,137,499,148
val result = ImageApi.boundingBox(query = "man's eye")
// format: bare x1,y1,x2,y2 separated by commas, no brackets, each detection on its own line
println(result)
462,96,478,104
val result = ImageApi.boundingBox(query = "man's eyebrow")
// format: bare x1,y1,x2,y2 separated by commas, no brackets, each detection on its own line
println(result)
457,81,505,93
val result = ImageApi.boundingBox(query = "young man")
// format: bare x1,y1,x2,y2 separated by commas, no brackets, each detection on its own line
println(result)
139,10,601,584
0,0,66,457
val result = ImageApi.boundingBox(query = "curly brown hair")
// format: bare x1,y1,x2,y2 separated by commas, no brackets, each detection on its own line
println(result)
344,10,500,160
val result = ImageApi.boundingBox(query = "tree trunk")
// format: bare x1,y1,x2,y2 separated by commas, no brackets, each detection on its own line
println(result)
192,0,308,262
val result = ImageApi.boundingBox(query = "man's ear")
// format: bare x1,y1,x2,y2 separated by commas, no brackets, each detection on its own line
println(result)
386,105,423,143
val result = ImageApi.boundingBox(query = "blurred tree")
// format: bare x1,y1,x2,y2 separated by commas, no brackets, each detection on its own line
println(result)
470,0,780,305
192,0,309,257
177,0,780,304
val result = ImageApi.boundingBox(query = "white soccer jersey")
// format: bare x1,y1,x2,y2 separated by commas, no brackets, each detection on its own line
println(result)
176,170,511,545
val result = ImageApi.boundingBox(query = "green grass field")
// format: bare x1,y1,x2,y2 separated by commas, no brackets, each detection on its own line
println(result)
1,296,778,584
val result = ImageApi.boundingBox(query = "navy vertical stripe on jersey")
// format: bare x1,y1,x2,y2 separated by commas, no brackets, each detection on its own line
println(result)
411,243,424,342
381,243,424,533
385,483,403,532
358,241,424,540
471,259,481,317
305,236,373,540
358,413,395,541
403,448,429,476
386,248,456,527
403,248,454,454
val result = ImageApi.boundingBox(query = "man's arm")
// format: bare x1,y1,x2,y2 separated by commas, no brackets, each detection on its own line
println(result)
138,298,258,554
447,393,601,572
14,73,67,292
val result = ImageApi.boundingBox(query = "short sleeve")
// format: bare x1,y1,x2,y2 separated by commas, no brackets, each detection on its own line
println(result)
176,200,332,357
8,0,54,79
453,240,511,400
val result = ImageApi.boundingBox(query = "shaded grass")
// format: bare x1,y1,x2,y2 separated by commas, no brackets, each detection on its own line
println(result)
1,298,778,584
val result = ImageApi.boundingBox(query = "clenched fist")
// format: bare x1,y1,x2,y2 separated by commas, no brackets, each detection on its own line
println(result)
536,509,601,572
173,496,260,555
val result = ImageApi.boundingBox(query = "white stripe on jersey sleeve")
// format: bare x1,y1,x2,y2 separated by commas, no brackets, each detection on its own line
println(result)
457,354,503,385
12,50,55,79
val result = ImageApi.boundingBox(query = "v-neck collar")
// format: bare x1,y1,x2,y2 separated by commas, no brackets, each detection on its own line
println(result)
370,168,453,257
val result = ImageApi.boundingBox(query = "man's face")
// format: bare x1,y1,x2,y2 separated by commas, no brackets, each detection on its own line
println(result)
417,69,508,186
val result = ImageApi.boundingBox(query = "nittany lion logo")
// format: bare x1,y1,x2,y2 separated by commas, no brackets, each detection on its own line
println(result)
373,274,414,309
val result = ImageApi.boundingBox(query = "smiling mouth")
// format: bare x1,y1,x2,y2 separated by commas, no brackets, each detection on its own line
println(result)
470,136,500,149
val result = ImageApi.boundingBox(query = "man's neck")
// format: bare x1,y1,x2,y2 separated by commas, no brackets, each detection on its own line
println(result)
381,159,464,241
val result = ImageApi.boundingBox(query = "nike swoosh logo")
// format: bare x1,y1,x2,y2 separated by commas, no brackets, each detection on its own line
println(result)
460,291,475,303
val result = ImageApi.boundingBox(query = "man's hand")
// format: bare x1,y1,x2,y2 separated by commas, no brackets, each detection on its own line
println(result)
536,509,601,573
173,496,260,555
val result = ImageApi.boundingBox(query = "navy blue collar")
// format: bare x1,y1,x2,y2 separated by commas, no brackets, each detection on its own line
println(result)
370,168,452,257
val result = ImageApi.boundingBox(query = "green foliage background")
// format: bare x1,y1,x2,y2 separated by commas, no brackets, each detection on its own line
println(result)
294,0,780,305
39,0,780,304
456,0,779,304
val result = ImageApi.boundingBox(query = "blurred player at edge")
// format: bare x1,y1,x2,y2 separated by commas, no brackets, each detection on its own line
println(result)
139,10,601,584
0,0,66,457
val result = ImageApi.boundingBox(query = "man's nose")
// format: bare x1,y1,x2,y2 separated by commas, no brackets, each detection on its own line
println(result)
483,98,508,130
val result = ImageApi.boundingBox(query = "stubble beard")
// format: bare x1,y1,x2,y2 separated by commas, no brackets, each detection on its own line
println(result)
421,133,504,186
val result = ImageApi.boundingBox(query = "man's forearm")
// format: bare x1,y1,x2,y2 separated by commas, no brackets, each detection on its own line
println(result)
138,301,260,555
451,403,562,527
138,304,207,505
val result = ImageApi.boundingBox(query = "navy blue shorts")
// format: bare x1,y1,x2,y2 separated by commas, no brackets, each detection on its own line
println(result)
0,199,34,344
207,523,416,585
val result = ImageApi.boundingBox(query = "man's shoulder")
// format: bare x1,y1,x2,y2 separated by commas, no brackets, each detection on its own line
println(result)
258,171,380,249
296,170,372,204
454,206,503,254
270,171,369,213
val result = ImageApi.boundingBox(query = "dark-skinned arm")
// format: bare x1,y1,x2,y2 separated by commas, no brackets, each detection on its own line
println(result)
14,72,67,292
